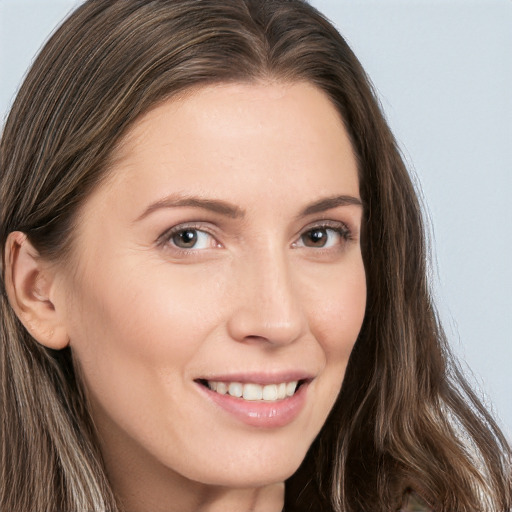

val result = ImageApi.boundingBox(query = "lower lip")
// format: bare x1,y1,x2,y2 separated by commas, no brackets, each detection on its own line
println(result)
196,382,309,428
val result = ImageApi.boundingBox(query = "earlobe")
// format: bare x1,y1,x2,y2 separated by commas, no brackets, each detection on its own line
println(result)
4,231,69,350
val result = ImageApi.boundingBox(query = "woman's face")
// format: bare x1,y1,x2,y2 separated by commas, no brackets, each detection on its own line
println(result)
56,82,366,498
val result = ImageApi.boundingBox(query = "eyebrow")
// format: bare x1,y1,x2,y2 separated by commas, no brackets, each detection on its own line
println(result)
298,195,363,217
135,194,245,221
135,193,362,222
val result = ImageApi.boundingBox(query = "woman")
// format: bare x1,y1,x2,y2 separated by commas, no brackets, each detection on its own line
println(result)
1,1,510,511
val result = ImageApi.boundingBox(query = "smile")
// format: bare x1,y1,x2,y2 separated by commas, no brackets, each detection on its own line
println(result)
205,380,299,402
195,376,311,428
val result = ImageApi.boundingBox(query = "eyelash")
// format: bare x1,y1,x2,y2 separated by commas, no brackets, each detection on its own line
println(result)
293,221,352,251
157,222,219,254
157,221,353,256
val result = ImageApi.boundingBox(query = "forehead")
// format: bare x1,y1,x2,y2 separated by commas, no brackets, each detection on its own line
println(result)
83,81,360,224
117,81,350,150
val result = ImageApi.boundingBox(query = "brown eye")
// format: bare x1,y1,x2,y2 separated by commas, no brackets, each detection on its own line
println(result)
301,228,329,247
159,225,220,253
295,224,350,250
172,229,198,248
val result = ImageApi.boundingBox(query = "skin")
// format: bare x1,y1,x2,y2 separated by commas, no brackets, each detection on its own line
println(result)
9,82,366,511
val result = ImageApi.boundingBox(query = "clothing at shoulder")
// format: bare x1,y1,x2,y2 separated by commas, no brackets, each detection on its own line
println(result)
400,491,432,511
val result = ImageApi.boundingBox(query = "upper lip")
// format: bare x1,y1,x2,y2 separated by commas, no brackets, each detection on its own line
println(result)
195,371,315,385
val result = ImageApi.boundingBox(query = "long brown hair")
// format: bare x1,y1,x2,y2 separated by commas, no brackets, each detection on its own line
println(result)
1,1,510,511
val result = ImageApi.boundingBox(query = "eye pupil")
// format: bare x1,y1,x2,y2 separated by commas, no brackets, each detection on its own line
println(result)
304,228,327,247
173,229,197,248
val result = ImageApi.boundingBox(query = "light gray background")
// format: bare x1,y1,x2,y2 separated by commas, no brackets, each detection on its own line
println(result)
1,0,511,437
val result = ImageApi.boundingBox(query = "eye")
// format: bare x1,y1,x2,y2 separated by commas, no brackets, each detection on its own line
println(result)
159,226,219,251
295,224,350,249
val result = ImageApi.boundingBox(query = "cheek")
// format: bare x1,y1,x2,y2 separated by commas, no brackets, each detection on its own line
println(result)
69,260,214,354
309,259,366,362
297,256,366,415
64,260,222,419
64,263,227,457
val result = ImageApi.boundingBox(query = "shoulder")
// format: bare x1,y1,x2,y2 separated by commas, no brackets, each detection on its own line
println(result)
400,491,432,512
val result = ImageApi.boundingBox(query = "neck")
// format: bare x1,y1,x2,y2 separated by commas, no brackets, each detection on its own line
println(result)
112,467,285,512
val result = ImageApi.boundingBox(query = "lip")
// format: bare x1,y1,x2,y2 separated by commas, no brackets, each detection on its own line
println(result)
195,376,311,428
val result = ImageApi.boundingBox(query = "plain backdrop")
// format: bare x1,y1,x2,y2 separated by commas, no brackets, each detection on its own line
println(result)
1,0,511,438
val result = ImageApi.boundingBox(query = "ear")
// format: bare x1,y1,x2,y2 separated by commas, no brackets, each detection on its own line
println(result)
4,231,69,350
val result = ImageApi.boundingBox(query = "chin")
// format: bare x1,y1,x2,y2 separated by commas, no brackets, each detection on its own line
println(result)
199,465,300,489
177,443,308,489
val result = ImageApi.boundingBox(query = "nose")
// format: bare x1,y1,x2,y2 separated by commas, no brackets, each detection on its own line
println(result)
226,248,307,346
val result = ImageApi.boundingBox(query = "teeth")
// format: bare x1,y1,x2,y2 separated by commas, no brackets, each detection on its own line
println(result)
262,384,277,401
216,382,228,395
228,382,243,398
207,380,299,401
243,383,262,401
286,381,298,397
